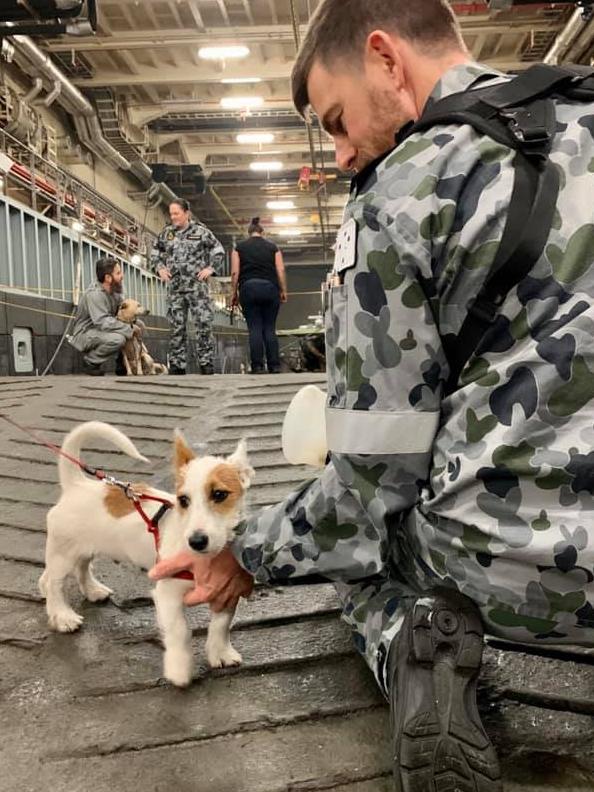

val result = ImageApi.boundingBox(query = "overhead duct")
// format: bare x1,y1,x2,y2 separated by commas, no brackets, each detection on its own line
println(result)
8,35,177,205
0,1,97,38
11,35,129,170
543,8,590,63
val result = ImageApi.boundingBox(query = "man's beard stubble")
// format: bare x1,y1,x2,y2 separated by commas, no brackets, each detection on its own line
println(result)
355,86,410,172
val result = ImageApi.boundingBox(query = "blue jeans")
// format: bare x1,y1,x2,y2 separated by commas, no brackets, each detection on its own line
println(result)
239,278,281,371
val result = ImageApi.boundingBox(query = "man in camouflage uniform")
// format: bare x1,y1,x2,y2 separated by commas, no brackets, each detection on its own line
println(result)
151,1,594,789
151,199,225,375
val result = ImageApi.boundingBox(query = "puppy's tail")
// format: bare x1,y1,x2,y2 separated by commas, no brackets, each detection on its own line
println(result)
59,421,149,491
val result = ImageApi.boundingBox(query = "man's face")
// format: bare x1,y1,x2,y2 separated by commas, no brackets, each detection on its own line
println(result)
106,264,123,294
170,203,190,228
307,57,411,173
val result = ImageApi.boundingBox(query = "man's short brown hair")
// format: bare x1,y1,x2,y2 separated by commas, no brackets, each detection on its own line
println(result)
291,0,465,116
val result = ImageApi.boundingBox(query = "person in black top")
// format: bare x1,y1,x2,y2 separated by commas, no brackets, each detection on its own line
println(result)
231,217,288,374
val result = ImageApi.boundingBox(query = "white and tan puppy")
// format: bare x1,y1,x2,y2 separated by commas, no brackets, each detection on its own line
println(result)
39,421,254,686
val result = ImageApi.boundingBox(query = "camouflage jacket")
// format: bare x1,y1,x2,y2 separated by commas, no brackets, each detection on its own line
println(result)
150,220,225,293
235,63,594,611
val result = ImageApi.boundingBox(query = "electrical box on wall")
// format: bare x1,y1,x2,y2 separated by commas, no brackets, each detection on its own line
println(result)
11,327,34,373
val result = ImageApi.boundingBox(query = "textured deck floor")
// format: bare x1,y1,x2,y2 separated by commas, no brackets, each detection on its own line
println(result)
1,374,594,792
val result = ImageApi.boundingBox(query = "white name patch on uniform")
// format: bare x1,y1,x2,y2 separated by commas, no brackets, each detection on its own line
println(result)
334,218,357,274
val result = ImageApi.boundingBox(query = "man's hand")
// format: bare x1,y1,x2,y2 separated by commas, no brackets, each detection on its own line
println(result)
158,267,171,283
197,267,214,282
148,546,253,611
231,293,239,308
280,289,288,303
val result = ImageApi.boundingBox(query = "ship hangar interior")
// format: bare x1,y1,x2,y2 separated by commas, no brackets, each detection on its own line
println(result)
2,3,594,792
0,0,591,377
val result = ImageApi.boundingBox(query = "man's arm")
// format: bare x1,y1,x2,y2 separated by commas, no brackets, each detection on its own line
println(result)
233,217,446,583
87,290,133,336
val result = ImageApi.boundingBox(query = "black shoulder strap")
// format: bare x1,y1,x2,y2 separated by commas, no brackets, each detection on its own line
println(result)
400,64,594,396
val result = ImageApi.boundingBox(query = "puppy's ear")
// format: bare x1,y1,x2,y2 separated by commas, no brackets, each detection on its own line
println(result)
228,438,255,489
174,430,195,482
120,301,128,310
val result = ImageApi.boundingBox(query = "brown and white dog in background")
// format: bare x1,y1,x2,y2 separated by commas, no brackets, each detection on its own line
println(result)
117,299,168,375
39,421,255,686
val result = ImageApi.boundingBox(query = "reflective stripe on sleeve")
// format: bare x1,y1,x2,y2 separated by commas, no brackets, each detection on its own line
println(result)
326,408,439,455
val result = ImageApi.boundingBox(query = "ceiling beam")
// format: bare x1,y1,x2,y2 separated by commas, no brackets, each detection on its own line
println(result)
188,1,205,30
71,55,529,89
216,0,231,26
72,61,294,87
267,0,278,25
242,0,255,25
41,21,560,52
169,1,184,28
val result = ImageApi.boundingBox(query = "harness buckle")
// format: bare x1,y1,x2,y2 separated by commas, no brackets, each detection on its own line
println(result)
501,103,554,152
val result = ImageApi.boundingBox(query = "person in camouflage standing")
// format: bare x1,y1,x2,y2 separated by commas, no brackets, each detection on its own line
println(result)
151,199,225,375
150,2,594,789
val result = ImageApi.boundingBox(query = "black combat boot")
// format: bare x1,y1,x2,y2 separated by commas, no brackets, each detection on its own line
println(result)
169,365,186,376
200,363,215,375
388,590,502,792
82,359,104,377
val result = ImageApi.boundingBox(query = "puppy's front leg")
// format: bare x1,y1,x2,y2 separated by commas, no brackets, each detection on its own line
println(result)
153,578,194,687
205,605,242,668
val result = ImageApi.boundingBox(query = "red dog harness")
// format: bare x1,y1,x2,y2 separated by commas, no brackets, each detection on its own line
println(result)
0,415,194,581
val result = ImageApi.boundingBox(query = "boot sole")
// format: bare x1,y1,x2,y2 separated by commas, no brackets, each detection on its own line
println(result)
391,591,502,792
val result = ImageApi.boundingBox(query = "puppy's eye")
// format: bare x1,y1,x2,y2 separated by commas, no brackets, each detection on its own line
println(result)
177,494,190,509
211,489,228,503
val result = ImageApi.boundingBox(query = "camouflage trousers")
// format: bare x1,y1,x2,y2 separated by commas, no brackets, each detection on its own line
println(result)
235,471,594,698
166,290,214,369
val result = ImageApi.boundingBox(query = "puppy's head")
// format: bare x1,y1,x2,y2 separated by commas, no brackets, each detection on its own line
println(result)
173,431,255,555
117,299,150,323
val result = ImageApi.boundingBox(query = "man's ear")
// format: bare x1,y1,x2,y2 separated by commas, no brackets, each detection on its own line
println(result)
366,30,405,87
228,438,255,489
174,430,196,484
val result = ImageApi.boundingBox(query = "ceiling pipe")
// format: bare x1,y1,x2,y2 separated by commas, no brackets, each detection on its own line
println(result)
23,77,43,104
543,8,588,63
9,34,176,205
11,35,130,170
563,14,594,61
43,80,62,107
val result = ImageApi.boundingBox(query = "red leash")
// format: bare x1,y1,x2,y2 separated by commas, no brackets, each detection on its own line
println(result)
0,414,193,581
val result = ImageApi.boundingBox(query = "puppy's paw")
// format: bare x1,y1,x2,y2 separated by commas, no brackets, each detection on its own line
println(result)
206,643,242,668
49,610,84,633
164,651,193,688
84,582,113,602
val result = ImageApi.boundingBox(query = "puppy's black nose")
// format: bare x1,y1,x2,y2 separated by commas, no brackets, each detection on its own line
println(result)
188,532,209,552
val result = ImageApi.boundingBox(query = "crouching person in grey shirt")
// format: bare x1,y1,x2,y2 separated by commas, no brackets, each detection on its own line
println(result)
69,257,135,376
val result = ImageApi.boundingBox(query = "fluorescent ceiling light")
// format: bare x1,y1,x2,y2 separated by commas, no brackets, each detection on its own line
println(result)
222,77,262,84
249,160,283,171
130,254,143,266
221,96,264,110
278,229,302,236
267,200,295,210
199,45,249,60
273,214,298,224
237,132,274,144
71,220,84,233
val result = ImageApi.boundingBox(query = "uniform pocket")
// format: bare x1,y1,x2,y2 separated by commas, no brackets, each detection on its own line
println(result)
325,284,348,408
